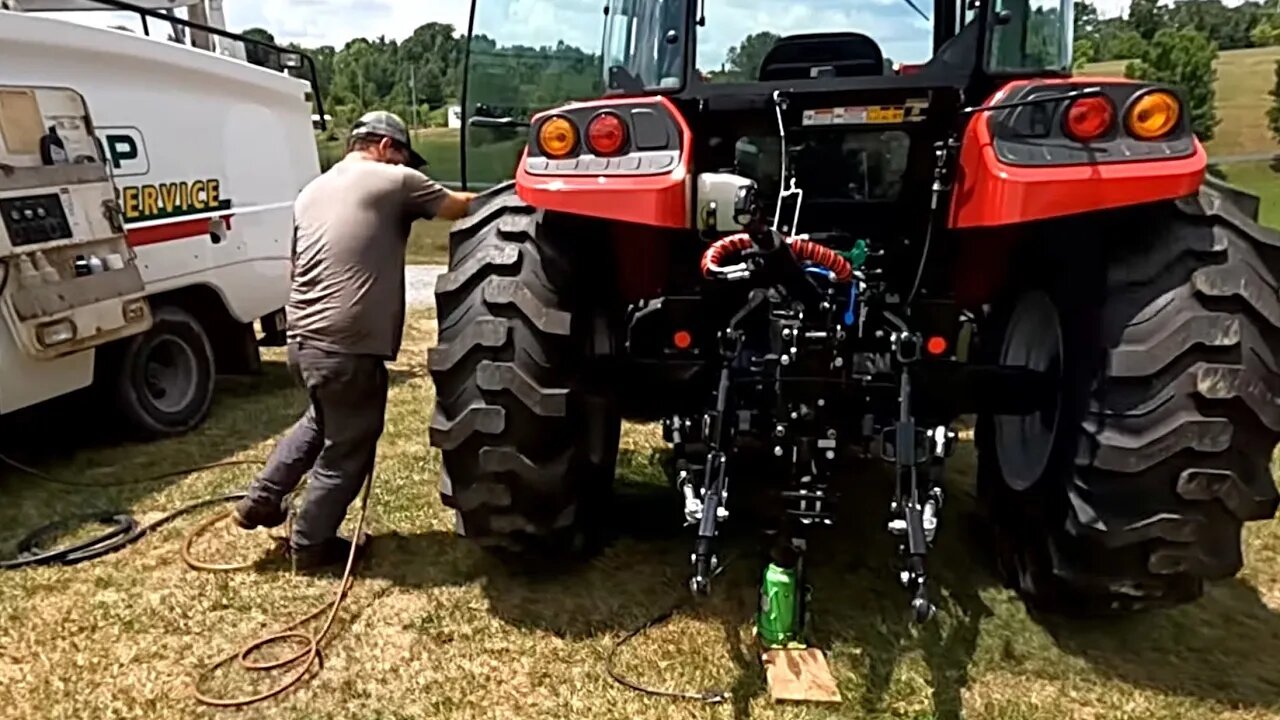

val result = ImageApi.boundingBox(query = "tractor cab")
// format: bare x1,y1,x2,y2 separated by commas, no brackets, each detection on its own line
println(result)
457,0,1076,192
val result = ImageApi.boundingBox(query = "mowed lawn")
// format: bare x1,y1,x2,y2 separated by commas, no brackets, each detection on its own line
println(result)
4,311,1280,720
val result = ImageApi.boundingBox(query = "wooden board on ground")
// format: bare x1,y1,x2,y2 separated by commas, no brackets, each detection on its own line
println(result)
761,647,842,703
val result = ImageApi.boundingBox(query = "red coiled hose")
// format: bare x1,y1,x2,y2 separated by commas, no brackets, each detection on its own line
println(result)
790,237,853,282
700,233,853,282
700,233,754,277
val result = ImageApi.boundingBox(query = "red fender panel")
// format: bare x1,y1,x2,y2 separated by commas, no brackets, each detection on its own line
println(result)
515,96,692,229
948,80,1208,229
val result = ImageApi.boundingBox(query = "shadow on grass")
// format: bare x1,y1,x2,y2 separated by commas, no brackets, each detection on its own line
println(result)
1043,578,1280,708
326,451,1001,720
219,441,1280,718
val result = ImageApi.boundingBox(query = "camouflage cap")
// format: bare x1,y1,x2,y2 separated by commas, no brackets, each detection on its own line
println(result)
350,110,427,169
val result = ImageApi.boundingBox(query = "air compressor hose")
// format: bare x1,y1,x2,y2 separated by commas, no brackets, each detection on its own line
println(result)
0,452,372,708
700,232,853,282
788,237,853,282
700,233,755,278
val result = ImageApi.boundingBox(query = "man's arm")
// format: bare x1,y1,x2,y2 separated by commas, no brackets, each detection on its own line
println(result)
404,170,477,221
433,189,478,221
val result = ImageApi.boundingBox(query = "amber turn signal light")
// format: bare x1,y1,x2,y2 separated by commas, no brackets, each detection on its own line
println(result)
537,116,578,158
1126,90,1181,140
1063,96,1116,143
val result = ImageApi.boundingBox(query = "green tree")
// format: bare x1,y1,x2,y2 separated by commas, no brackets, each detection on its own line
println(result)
1129,0,1164,40
241,27,282,70
1167,0,1269,50
1074,0,1101,38
1254,1,1280,47
722,31,781,81
1073,37,1096,68
1125,27,1221,142
1268,59,1280,143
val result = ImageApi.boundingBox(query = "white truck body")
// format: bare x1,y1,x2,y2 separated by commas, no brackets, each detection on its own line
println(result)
0,8,320,433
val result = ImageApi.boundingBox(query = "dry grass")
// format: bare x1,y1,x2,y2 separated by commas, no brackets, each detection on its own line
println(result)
1085,45,1280,158
4,312,1280,719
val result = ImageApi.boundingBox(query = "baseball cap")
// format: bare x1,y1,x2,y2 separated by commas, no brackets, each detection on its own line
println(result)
350,110,428,169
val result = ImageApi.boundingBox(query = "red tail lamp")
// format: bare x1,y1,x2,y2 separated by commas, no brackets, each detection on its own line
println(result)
1063,96,1116,143
586,111,628,156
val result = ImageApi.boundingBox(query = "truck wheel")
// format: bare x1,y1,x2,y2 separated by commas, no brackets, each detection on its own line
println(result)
977,184,1280,615
428,191,620,563
109,305,216,439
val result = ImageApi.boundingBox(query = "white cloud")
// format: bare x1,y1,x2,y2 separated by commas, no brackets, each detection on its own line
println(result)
1088,0,1251,18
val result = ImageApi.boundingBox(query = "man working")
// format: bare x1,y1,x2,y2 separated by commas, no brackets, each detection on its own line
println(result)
231,110,475,569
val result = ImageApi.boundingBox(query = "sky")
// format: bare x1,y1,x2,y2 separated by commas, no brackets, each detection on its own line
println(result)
43,0,471,48
41,0,1244,57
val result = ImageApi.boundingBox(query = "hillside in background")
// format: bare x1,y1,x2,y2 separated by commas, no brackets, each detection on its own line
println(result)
1086,45,1280,158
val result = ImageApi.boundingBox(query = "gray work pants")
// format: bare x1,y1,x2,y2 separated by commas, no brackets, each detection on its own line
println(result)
246,342,388,549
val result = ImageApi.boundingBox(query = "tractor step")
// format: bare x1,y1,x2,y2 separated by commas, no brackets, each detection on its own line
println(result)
761,647,842,704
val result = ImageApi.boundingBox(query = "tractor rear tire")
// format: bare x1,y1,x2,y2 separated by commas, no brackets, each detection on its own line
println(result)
977,183,1280,615
427,191,620,564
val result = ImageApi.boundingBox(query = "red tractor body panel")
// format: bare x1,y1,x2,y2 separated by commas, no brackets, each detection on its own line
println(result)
948,78,1208,229
515,96,693,229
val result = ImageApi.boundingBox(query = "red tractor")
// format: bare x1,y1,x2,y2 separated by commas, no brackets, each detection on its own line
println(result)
429,0,1280,630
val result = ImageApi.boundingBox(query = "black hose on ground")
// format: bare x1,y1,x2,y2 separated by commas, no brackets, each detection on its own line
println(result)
0,452,260,569
604,552,738,704
0,451,375,708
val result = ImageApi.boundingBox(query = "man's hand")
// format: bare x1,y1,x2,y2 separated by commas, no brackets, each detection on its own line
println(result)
435,190,479,221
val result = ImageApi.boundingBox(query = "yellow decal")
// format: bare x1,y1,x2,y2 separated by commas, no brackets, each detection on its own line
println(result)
121,178,229,222
866,107,906,123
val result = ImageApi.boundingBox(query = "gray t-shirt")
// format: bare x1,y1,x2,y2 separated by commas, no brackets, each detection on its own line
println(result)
285,155,446,359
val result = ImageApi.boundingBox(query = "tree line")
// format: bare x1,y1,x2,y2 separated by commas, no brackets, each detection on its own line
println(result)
233,0,1280,147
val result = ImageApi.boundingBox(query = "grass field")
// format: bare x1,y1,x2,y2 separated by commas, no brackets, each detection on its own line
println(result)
1085,45,1280,158
5,312,1280,719
1221,160,1280,227
407,219,451,265
319,127,522,186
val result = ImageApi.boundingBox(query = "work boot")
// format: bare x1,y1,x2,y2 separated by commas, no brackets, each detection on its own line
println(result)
230,496,289,530
288,535,368,573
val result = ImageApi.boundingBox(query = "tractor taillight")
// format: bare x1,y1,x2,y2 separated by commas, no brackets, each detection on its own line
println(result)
585,111,627,156
1063,96,1115,143
1126,90,1181,140
537,115,578,158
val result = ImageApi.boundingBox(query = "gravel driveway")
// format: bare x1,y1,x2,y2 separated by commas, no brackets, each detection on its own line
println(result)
406,264,447,309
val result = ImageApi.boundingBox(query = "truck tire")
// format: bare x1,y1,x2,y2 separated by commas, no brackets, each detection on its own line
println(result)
428,191,620,563
109,304,216,439
977,184,1280,615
